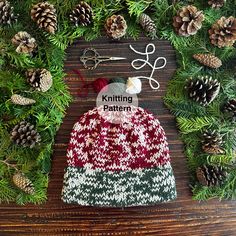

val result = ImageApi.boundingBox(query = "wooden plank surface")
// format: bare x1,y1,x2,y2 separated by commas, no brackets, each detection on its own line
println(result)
1,37,236,235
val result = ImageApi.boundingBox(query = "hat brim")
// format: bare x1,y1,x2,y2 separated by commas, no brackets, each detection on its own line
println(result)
61,164,177,207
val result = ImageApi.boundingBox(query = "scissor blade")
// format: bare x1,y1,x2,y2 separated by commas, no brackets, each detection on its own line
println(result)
110,57,127,61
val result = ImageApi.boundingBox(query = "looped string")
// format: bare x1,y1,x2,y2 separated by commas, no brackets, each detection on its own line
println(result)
73,69,90,97
129,43,167,90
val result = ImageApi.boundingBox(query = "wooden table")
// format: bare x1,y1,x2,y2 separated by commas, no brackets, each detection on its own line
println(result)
0,37,236,235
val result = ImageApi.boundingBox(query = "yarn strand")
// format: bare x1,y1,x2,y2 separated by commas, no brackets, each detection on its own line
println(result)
73,69,89,97
129,43,167,90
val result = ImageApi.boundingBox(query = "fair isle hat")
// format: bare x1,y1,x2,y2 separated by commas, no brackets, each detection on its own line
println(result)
61,106,177,207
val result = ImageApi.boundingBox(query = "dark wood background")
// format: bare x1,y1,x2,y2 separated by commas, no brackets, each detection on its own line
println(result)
1,37,236,235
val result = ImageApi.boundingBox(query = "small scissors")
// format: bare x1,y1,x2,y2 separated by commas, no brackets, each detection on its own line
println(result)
80,48,126,70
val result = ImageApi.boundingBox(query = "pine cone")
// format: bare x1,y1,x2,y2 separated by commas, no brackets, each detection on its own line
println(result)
208,0,226,8
223,99,236,117
31,2,57,34
0,0,18,26
186,76,220,106
202,130,224,154
70,1,92,27
139,13,157,38
26,69,53,92
196,165,227,187
173,5,204,37
11,94,36,106
10,121,41,148
209,16,236,48
105,15,127,39
193,53,222,69
12,172,35,195
11,31,37,55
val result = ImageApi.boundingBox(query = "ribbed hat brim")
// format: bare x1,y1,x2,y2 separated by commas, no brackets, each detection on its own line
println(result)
61,164,177,207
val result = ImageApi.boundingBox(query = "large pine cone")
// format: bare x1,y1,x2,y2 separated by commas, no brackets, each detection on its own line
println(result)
10,121,41,148
202,130,224,154
31,2,57,34
11,94,36,106
139,13,157,38
208,0,226,9
173,5,204,37
0,0,18,25
196,165,227,187
26,69,53,92
70,1,92,26
193,53,222,69
186,76,220,106
12,172,35,195
105,15,127,39
209,16,236,48
11,31,37,55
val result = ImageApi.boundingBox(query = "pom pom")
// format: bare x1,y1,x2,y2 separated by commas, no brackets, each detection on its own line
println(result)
109,77,126,95
126,77,142,94
92,78,108,93
109,83,126,95
109,77,126,84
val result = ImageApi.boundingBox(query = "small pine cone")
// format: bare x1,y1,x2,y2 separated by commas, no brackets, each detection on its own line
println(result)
12,172,35,195
70,1,92,27
11,94,36,106
139,13,157,38
26,69,53,92
208,0,226,9
31,2,57,34
105,15,127,39
186,76,220,106
173,5,204,37
193,53,222,69
223,99,236,116
11,31,37,55
0,0,18,26
209,16,236,48
202,130,224,154
196,165,227,187
10,121,41,148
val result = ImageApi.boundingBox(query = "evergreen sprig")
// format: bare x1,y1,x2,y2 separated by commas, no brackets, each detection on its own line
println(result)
177,116,216,134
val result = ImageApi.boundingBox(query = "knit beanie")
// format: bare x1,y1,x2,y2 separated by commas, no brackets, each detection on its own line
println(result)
61,106,177,207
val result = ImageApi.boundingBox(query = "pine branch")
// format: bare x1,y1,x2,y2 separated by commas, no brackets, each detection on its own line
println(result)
4,108,36,127
177,116,216,134
0,179,16,203
6,51,35,69
126,17,141,39
0,159,19,171
125,0,152,17
47,32,70,50
164,97,207,118
36,144,52,174
207,154,233,166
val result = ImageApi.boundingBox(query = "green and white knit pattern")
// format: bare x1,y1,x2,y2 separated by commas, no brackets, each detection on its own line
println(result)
61,163,177,207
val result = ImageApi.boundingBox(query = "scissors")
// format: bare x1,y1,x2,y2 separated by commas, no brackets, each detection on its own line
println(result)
80,48,126,70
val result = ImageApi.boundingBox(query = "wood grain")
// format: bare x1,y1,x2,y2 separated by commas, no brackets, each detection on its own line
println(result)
0,37,236,236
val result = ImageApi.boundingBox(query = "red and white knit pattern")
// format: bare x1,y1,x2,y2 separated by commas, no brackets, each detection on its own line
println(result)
66,106,170,171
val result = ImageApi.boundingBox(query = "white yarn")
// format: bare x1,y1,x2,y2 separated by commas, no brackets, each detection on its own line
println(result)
126,77,142,94
129,43,167,90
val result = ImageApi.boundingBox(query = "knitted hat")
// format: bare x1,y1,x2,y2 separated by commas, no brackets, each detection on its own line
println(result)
61,106,177,207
